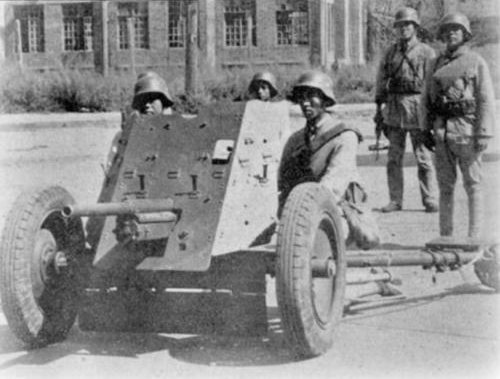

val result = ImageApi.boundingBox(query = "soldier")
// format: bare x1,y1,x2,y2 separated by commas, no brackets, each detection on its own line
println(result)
105,71,174,172
248,71,278,101
131,71,174,115
375,7,438,213
279,71,379,249
420,13,495,238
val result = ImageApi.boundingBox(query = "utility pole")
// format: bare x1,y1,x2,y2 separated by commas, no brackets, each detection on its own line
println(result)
101,1,109,76
15,19,23,68
185,0,199,96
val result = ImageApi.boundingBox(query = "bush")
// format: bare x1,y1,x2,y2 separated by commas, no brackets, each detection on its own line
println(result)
0,64,132,113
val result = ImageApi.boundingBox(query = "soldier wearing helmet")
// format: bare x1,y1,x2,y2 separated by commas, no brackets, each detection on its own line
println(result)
279,71,379,249
420,13,495,238
248,71,278,101
375,7,438,213
132,71,174,115
106,71,174,172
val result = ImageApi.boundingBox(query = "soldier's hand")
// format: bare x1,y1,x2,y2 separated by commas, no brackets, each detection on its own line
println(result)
474,137,488,153
373,111,384,125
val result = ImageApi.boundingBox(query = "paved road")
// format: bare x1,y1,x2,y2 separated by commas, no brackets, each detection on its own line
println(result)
0,110,499,379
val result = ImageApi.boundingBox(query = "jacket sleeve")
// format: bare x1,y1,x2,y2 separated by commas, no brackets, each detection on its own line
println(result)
375,48,390,105
319,131,359,203
419,57,438,132
475,56,496,138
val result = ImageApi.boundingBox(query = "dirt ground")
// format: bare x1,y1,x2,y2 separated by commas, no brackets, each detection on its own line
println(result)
0,108,499,379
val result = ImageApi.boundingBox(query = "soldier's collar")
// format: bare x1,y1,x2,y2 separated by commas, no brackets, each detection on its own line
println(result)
445,44,470,60
399,36,418,51
306,113,329,137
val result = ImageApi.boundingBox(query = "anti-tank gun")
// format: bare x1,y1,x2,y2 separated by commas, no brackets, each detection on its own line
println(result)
0,100,498,359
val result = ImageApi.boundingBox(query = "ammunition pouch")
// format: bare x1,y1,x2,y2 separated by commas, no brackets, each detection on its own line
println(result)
433,98,476,118
387,77,422,95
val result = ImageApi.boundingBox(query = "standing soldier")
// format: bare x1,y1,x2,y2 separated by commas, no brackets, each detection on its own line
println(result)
375,7,438,213
421,13,495,238
248,71,279,101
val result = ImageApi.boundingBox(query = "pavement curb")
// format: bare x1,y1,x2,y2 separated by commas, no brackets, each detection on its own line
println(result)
0,103,377,131
0,112,122,131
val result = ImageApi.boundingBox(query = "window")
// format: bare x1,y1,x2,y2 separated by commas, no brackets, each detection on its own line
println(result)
223,0,256,47
63,4,93,51
118,2,149,50
168,0,186,48
14,5,44,53
276,0,309,46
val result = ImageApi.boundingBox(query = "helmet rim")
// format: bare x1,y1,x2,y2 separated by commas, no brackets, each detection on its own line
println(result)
132,73,174,110
249,71,278,97
291,71,336,107
393,7,420,28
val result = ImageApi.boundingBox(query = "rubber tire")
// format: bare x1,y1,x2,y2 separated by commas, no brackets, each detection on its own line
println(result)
0,186,85,347
474,244,500,292
276,182,346,359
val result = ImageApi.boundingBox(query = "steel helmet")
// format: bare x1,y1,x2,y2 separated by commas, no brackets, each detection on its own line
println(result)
248,71,278,98
393,7,420,27
291,71,336,107
438,12,472,41
132,72,174,110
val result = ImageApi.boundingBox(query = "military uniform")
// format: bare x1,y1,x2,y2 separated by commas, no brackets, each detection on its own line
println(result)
421,44,495,237
279,112,362,209
375,36,438,210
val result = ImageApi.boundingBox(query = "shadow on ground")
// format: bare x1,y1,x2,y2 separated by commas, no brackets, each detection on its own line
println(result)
0,306,292,370
357,151,500,167
0,282,494,370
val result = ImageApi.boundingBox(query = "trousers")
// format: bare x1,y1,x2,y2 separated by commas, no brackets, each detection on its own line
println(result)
434,129,483,238
386,126,437,206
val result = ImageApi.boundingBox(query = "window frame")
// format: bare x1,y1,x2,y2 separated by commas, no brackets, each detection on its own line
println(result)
223,0,257,48
168,0,186,48
117,2,150,51
275,0,309,46
62,3,94,52
14,5,45,53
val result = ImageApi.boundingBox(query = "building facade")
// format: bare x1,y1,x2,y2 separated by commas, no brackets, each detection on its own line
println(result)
0,0,366,74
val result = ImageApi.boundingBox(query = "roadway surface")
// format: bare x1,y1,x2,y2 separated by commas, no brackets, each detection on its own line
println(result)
0,108,499,379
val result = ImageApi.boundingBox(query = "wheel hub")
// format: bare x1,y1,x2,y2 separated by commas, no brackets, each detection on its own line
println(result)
32,229,67,299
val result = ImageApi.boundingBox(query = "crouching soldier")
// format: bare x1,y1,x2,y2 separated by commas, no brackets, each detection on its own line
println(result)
421,13,496,238
105,71,174,172
279,71,380,249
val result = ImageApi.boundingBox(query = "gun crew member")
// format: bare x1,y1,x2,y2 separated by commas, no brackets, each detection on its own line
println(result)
248,71,279,102
375,7,438,213
420,13,496,238
279,71,379,249
105,71,174,172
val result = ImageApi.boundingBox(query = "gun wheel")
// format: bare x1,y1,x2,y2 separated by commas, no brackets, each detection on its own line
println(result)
474,244,500,292
0,186,85,347
276,182,346,359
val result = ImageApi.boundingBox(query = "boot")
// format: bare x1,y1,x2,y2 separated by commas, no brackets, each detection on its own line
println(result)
381,201,402,213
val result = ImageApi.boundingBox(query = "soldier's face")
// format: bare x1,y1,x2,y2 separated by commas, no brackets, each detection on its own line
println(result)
442,25,464,49
396,21,416,41
141,96,164,115
296,88,326,121
256,82,272,101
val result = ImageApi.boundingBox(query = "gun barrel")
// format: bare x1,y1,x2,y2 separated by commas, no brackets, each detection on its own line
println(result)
62,198,175,218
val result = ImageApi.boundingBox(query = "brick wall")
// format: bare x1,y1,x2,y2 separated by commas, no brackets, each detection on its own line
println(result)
2,0,366,73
